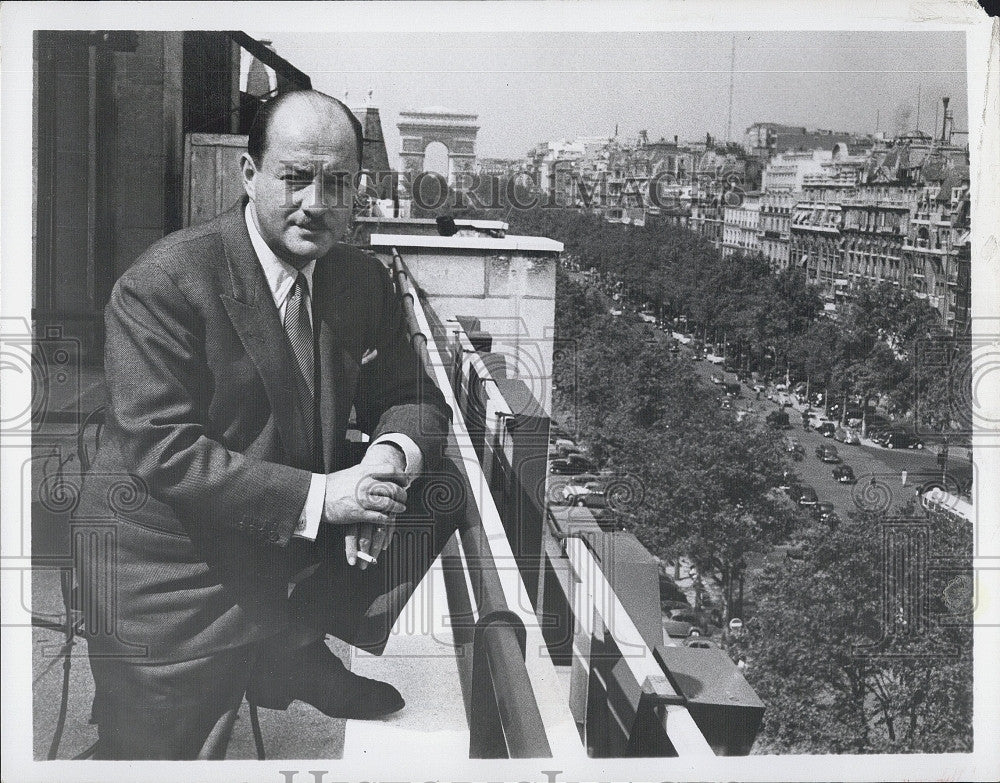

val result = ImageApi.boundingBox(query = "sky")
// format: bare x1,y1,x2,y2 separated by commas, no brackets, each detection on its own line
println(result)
259,30,968,169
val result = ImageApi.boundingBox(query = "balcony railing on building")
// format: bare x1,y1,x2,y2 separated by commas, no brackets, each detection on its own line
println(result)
370,236,765,758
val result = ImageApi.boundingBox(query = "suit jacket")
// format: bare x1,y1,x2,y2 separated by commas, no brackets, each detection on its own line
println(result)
75,200,451,663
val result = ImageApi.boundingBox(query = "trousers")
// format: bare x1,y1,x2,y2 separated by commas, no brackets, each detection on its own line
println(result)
86,464,464,759
90,644,252,760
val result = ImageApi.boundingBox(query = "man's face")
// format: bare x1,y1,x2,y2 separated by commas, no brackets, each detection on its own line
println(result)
242,98,360,267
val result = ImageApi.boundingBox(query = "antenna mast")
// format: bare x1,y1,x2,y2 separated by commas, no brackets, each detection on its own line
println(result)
726,35,736,144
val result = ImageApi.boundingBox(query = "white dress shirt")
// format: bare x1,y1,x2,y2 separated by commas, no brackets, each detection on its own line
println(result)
244,206,422,540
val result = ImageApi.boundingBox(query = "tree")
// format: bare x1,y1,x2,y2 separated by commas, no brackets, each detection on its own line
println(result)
553,271,799,621
731,507,973,753
834,282,950,423
786,318,841,393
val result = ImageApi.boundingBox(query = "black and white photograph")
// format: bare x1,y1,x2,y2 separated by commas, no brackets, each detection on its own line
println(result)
2,2,998,781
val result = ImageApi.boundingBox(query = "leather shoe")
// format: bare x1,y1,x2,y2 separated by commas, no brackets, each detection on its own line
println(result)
250,639,404,720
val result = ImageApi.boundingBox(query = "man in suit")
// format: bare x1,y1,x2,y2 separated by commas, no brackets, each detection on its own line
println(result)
74,90,454,759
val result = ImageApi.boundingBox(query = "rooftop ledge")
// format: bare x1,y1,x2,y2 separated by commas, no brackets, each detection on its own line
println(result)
369,233,564,253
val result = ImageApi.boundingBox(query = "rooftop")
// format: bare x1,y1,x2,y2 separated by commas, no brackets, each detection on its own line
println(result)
29,228,760,766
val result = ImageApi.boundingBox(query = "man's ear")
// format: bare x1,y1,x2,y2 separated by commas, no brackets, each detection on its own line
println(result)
240,153,257,200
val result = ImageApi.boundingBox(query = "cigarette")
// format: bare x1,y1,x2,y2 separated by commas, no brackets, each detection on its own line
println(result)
356,551,377,564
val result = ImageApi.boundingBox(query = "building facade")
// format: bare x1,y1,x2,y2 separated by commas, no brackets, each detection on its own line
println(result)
761,149,832,192
723,192,761,257
758,191,794,270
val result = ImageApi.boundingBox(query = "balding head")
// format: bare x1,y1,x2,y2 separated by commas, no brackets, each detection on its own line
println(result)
247,89,364,168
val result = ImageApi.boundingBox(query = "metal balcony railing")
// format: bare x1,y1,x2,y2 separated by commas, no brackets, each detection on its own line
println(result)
388,249,552,759
385,245,763,757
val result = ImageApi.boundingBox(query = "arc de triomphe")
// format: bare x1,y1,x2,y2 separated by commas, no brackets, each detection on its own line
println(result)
397,108,479,185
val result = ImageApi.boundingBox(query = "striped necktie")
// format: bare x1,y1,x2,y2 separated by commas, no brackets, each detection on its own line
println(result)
284,272,314,396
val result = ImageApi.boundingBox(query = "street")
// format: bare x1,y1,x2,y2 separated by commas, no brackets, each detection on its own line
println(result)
565,269,972,522
680,342,973,519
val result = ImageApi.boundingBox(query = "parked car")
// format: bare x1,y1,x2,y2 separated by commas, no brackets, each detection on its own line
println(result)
711,373,724,385
797,485,819,506
832,464,857,484
813,501,836,522
684,638,719,650
785,438,805,460
553,437,586,456
815,421,837,438
815,444,841,463
669,609,717,637
550,454,594,474
767,410,791,429
883,431,924,450
834,426,861,445
570,492,608,509
662,617,700,640
562,480,600,502
870,427,891,446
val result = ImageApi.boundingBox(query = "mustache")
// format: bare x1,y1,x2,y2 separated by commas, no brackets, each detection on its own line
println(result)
291,218,331,231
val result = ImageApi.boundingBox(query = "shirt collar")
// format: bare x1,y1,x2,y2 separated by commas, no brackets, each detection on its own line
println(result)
244,204,316,308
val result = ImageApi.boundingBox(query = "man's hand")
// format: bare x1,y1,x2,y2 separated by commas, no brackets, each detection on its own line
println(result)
337,443,411,568
361,441,407,473
322,462,408,529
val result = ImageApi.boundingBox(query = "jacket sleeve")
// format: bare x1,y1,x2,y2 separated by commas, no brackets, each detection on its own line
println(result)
353,259,451,473
104,261,311,546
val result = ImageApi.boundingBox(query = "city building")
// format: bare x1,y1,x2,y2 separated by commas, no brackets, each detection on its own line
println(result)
758,191,795,270
526,136,611,207
722,191,761,256
899,166,971,329
689,193,726,250
761,149,832,192
475,157,526,177
744,122,872,158
525,132,731,225
784,113,970,330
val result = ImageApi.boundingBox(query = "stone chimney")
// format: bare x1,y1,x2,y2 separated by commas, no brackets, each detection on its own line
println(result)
940,97,953,144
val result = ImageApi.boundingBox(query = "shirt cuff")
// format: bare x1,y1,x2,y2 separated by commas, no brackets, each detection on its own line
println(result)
294,472,326,541
370,433,423,479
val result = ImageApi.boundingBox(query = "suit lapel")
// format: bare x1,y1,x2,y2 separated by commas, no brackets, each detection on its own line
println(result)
217,203,314,469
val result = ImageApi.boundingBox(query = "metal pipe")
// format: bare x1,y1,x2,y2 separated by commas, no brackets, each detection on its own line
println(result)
482,624,552,758
390,248,551,757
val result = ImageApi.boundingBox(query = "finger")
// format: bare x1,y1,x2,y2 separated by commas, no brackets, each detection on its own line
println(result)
361,493,406,515
379,521,397,557
368,469,411,486
359,509,393,527
354,477,407,509
371,521,393,557
368,480,407,506
357,523,373,570
344,523,359,566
